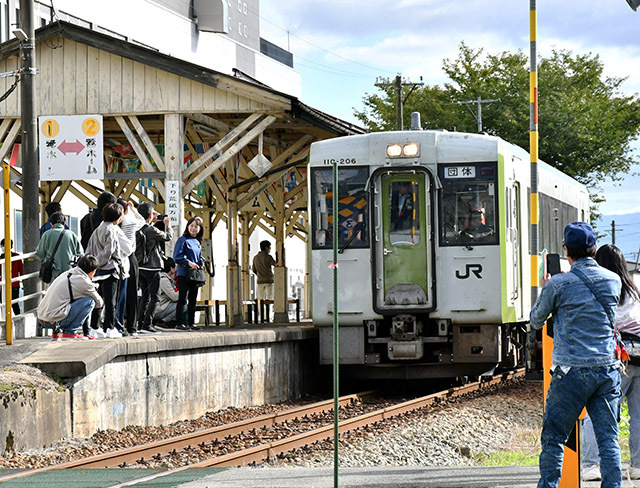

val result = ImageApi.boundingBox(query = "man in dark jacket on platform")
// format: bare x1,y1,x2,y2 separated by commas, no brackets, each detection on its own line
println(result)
136,202,172,334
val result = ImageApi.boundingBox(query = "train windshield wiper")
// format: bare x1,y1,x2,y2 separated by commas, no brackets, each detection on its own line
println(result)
338,221,365,254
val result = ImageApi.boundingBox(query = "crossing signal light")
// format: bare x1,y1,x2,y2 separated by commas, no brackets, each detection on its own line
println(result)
627,0,640,11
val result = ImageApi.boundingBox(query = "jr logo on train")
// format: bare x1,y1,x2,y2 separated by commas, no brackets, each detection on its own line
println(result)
308,125,589,380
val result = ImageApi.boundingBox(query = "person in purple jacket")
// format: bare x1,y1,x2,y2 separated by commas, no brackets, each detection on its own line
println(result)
173,216,204,331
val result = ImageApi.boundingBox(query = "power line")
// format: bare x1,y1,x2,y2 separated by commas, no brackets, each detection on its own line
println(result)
257,10,395,76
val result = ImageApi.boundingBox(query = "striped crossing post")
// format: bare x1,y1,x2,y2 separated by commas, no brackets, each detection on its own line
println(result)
531,2,581,484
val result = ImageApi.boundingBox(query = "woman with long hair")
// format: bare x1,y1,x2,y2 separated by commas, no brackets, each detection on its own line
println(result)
173,217,204,331
583,244,640,481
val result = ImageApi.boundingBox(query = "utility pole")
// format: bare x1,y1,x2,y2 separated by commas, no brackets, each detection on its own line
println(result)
454,96,501,133
610,220,624,245
19,0,41,313
375,75,423,130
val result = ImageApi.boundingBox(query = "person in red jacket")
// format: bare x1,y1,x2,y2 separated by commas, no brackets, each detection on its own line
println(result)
0,238,24,316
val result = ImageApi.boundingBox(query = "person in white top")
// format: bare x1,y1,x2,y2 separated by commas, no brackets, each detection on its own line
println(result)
117,198,145,335
583,244,640,481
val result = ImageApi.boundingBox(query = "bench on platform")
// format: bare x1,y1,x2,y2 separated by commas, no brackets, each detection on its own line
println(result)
195,298,301,326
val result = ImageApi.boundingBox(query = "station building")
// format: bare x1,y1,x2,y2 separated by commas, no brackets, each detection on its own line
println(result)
0,0,363,327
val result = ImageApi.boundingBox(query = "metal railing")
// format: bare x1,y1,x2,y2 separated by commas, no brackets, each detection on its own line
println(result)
1,251,44,344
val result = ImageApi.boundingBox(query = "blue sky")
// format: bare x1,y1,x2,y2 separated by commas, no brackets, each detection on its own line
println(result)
260,0,640,216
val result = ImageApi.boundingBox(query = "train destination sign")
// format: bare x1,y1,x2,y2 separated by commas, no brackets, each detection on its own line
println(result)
38,114,104,181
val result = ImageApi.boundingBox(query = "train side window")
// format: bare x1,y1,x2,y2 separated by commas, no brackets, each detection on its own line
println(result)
311,167,370,250
389,180,420,246
439,163,498,246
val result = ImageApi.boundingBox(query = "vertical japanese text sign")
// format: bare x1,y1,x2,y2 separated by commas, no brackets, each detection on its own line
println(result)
39,115,104,181
166,180,181,227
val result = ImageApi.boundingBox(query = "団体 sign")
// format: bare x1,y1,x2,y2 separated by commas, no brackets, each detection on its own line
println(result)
166,180,181,226
38,115,104,181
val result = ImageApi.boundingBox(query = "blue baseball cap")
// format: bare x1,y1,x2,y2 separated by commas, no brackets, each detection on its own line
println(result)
563,222,596,249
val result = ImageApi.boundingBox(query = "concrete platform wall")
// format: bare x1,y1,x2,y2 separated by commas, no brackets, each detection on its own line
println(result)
71,339,317,438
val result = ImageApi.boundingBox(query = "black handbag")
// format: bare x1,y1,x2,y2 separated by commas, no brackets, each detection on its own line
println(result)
187,267,206,286
39,229,66,284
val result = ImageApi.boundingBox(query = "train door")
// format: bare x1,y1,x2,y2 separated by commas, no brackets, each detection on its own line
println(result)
505,182,523,317
372,169,434,313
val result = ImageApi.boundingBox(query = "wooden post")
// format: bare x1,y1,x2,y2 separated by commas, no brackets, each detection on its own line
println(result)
226,157,244,327
273,177,289,323
164,114,184,256
240,212,251,303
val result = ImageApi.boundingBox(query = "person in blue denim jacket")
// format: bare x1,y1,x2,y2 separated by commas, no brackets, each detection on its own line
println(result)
530,222,622,488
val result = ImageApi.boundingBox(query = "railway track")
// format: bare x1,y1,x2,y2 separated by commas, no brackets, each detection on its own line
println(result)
0,368,525,484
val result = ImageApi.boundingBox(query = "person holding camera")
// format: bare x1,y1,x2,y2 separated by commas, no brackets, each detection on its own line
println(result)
531,222,623,488
136,203,172,334
173,216,204,331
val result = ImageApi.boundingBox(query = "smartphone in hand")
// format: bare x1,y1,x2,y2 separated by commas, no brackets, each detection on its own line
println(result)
546,253,561,276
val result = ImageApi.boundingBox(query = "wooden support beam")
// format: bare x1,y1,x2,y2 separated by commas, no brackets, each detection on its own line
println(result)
285,195,307,221
0,120,21,163
0,118,13,142
74,180,102,200
183,115,277,194
285,177,307,204
122,179,138,200
114,116,166,195
182,112,263,180
68,183,97,208
129,115,166,171
53,181,72,203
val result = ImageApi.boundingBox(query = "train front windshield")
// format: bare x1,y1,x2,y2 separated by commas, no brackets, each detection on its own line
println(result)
439,163,498,246
311,167,369,249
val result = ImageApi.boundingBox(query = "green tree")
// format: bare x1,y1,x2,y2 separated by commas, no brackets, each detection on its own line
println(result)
355,43,640,198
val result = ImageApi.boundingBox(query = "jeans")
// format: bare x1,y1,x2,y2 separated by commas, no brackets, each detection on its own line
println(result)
116,277,128,329
583,363,640,468
539,365,622,488
39,297,95,334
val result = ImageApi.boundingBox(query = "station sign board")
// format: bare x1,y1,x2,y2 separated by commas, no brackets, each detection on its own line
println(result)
38,115,104,181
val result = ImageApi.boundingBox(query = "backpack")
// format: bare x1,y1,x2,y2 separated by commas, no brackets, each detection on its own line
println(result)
135,225,150,265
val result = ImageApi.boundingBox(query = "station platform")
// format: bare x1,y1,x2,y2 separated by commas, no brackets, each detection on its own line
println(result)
1,465,638,488
1,322,319,453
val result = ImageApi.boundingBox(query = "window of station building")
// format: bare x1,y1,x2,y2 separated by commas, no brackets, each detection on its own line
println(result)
0,1,8,43
311,167,369,250
439,163,498,246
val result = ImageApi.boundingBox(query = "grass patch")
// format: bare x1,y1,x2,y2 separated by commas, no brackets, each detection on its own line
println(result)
475,450,539,466
0,384,17,392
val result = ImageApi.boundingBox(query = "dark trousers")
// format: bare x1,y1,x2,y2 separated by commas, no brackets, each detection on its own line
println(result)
176,275,199,326
125,254,139,331
89,275,119,331
138,269,160,329
11,287,20,316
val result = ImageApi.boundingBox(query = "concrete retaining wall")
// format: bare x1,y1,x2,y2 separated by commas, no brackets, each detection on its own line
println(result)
1,388,71,453
71,338,317,438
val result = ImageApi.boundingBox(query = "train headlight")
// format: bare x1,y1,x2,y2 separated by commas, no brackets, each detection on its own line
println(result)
386,144,402,157
403,143,419,157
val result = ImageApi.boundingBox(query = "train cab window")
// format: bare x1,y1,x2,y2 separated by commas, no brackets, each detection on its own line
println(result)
389,180,420,246
439,163,498,246
311,167,369,250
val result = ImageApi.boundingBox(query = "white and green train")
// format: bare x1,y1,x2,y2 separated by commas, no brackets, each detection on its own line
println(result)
308,127,589,380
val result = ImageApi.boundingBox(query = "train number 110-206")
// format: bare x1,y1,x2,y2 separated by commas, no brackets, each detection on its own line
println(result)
323,158,357,165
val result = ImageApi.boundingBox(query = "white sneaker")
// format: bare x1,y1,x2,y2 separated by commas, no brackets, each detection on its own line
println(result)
88,328,107,339
105,328,122,339
630,466,640,479
583,465,601,481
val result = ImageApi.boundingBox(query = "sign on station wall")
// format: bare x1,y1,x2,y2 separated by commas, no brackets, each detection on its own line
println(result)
38,114,104,181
